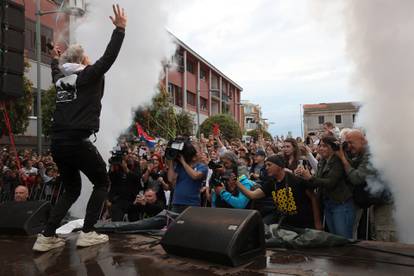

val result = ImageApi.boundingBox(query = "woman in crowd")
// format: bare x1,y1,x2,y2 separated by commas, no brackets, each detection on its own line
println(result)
282,138,322,230
296,136,355,238
141,153,168,207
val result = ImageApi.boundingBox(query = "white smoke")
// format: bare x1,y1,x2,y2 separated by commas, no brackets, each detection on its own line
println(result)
68,0,176,217
342,1,414,243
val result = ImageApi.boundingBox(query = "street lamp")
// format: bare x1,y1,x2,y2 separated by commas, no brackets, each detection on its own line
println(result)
35,0,84,154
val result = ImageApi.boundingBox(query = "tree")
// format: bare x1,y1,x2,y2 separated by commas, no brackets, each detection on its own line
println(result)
199,114,242,140
132,87,193,139
41,85,56,137
0,61,33,136
247,129,273,141
175,110,194,137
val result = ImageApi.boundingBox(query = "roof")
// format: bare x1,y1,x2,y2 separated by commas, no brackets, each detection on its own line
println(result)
303,102,360,113
168,31,243,92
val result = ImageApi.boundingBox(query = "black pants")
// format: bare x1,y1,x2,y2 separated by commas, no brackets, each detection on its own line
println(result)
44,140,109,236
110,200,140,222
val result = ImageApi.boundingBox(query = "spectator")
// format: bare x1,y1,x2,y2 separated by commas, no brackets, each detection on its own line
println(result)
337,129,394,240
323,122,340,138
133,188,164,218
167,141,208,213
14,185,29,202
108,157,141,222
19,159,39,191
142,153,167,206
282,138,301,172
237,155,315,229
296,136,354,238
249,149,266,183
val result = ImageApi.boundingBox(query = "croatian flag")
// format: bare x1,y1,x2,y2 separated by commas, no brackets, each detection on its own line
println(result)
135,123,157,148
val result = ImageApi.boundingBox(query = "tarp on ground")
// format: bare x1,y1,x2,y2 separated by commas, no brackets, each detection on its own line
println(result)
94,210,179,234
265,224,352,249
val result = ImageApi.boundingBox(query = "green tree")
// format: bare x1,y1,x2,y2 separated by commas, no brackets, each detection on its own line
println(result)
41,85,56,137
175,110,194,137
0,62,33,136
199,114,242,140
132,87,193,139
247,129,273,141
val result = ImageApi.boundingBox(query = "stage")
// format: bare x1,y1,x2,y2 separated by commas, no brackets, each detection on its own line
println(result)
1,233,413,275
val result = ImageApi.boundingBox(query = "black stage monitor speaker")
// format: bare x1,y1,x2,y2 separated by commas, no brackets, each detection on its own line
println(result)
161,207,265,267
0,71,23,99
0,201,51,235
1,0,25,32
0,0,25,99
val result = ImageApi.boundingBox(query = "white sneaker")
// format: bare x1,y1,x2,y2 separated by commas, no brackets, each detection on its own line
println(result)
76,231,109,247
33,234,66,252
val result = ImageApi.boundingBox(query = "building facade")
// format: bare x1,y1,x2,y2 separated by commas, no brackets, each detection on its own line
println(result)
164,35,242,134
303,102,360,136
13,0,242,143
240,100,267,133
12,0,71,138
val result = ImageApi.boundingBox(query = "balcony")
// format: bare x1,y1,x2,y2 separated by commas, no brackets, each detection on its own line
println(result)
222,94,230,102
211,90,220,99
245,123,258,130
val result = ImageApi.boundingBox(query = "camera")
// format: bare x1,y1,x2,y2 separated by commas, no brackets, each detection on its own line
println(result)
165,137,196,163
331,141,349,151
208,160,223,170
165,138,185,160
109,145,127,165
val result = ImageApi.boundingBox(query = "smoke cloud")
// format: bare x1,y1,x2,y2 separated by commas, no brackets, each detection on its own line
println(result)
67,0,176,217
343,0,414,243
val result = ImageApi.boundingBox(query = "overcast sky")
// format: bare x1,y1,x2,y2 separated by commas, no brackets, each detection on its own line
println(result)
167,0,359,137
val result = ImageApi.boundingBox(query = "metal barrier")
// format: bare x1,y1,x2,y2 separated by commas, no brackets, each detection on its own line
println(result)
0,180,63,205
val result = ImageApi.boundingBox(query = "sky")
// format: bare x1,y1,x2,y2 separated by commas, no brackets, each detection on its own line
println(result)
167,0,357,137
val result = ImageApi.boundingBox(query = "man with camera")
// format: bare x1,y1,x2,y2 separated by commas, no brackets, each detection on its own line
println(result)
166,140,208,213
33,5,127,252
336,129,394,240
133,188,164,219
107,155,141,222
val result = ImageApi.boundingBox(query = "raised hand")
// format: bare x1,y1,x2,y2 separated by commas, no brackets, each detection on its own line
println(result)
109,4,127,29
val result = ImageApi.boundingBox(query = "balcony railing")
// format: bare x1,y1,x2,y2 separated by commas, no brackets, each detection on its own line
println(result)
245,123,258,130
211,90,220,98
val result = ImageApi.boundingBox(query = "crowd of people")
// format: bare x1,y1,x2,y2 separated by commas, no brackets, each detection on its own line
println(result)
0,148,62,204
0,121,394,242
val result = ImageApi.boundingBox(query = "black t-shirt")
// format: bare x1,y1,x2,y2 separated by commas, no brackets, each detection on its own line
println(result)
260,172,314,228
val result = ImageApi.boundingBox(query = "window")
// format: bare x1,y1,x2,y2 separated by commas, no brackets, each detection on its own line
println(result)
352,114,356,123
172,52,184,72
200,97,208,111
25,19,53,64
168,83,183,107
187,91,196,106
167,83,174,103
335,115,342,124
200,69,206,80
186,60,194,74
211,75,219,90
318,115,325,124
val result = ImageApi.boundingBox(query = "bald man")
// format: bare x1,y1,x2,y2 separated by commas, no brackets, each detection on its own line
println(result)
337,129,394,240
14,185,29,202
337,129,370,184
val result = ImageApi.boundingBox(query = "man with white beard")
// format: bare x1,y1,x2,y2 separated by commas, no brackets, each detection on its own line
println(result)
33,4,127,252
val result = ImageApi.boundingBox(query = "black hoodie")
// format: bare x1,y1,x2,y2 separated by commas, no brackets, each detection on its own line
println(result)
51,27,125,140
